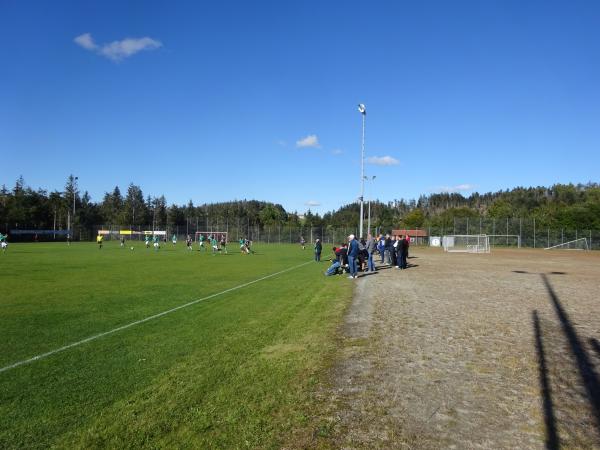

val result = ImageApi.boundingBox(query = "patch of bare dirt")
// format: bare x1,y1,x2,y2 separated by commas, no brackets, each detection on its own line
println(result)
296,248,600,449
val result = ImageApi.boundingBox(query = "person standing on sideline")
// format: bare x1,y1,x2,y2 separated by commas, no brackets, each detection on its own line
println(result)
384,234,393,265
377,234,385,263
347,234,359,279
314,238,322,262
395,235,406,269
366,234,377,272
401,235,409,269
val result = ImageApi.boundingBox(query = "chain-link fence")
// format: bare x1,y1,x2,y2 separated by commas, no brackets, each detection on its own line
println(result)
8,217,600,250
93,223,362,246
422,217,600,250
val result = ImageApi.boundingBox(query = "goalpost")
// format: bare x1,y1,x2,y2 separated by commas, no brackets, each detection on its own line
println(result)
545,238,589,251
443,235,490,253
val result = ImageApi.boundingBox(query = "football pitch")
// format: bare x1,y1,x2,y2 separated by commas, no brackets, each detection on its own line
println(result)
0,242,351,448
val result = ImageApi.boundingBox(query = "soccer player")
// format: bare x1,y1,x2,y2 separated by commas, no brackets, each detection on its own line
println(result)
211,236,219,255
120,236,125,248
186,234,193,251
246,238,255,254
96,234,103,249
153,234,160,251
300,236,306,250
0,232,7,252
220,235,228,254
199,233,206,252
172,234,177,246
145,235,150,249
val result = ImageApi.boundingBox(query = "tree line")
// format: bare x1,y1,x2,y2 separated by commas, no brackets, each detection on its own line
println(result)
1,176,599,236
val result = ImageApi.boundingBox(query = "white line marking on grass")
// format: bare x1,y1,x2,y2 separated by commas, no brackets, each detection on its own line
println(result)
0,260,313,374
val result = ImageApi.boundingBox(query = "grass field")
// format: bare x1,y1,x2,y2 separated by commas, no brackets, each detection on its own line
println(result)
0,242,351,449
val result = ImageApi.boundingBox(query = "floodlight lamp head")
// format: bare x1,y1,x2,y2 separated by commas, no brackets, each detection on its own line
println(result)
358,103,366,114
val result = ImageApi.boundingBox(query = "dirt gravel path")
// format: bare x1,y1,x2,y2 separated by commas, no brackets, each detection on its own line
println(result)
301,248,600,449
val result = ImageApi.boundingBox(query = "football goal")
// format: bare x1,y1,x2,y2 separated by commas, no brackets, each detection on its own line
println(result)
545,238,589,251
443,235,490,253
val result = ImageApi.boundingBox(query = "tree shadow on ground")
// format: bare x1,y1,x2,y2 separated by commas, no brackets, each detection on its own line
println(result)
590,338,600,360
532,310,560,450
535,274,600,448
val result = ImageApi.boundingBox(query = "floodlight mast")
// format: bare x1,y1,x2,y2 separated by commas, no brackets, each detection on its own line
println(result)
358,104,366,238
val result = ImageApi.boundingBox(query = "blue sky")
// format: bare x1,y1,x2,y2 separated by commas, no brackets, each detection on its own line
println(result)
1,0,599,214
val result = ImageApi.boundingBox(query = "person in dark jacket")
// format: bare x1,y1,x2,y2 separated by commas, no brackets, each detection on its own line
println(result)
377,234,385,263
401,235,409,268
384,234,393,265
358,238,368,271
395,236,406,269
314,239,322,261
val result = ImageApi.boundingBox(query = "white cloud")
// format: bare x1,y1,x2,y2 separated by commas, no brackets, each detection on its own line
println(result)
74,33,162,61
296,134,320,148
331,148,343,155
437,184,476,193
101,37,162,61
366,155,399,166
305,200,321,207
74,33,97,50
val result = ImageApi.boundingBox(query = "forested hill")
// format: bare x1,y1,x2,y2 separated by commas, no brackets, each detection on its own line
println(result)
323,183,600,230
1,177,599,233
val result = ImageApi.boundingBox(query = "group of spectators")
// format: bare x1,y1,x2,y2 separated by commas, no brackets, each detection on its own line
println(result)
323,233,411,278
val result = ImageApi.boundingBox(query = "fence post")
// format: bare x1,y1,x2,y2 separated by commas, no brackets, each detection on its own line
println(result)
533,218,536,248
519,218,522,248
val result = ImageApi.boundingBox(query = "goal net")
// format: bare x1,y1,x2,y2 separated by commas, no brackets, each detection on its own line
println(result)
545,238,589,251
443,235,490,253
195,231,228,243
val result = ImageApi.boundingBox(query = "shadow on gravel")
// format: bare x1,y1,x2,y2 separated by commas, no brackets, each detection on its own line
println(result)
532,310,560,450
358,272,378,278
590,338,600,360
541,274,600,434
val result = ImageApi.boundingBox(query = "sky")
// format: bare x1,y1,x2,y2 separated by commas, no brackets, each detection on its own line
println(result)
1,0,599,214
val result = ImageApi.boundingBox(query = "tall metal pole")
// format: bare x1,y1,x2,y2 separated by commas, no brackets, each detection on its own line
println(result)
358,104,366,238
367,201,371,236
72,176,78,237
364,175,375,236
